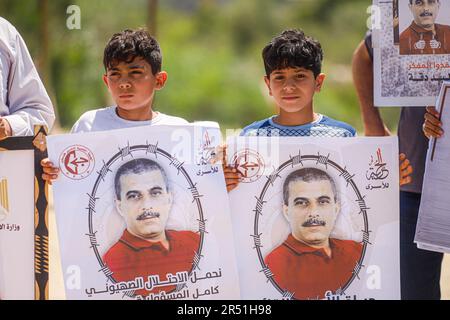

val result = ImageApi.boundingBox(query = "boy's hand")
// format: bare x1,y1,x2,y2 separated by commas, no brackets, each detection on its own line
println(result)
41,158,60,185
423,106,444,139
224,166,241,192
211,144,242,192
399,153,413,187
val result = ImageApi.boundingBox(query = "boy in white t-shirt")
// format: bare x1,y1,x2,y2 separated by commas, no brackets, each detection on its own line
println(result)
42,29,187,181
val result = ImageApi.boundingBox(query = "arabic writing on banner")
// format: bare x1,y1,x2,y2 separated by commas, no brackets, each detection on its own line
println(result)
85,268,224,300
407,61,450,83
47,123,240,300
227,137,400,300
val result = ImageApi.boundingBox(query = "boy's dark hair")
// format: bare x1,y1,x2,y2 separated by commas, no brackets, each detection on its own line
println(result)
103,29,162,75
262,29,323,78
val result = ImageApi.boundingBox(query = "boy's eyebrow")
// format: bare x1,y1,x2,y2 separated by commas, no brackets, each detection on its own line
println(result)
107,65,145,72
272,67,308,74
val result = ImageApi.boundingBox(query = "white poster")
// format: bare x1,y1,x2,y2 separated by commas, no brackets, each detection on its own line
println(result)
47,123,240,300
373,0,450,106
0,150,35,300
415,81,450,253
227,136,400,300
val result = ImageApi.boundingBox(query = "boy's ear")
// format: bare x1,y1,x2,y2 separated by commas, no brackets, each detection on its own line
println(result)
264,75,272,96
155,71,168,90
102,74,109,87
315,73,326,93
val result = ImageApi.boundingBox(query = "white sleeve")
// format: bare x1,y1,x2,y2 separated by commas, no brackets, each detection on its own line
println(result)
70,110,94,133
2,27,55,136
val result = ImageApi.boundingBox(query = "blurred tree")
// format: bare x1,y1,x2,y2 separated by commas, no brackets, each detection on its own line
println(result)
37,0,49,83
147,0,158,36
37,0,62,130
1,0,400,134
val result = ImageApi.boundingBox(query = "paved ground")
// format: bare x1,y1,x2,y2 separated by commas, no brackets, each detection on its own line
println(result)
48,193,450,300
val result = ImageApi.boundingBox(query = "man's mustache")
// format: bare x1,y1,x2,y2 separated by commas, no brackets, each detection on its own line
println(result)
302,217,326,227
420,11,433,18
137,210,160,220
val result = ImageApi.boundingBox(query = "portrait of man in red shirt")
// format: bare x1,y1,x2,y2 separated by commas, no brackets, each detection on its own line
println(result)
399,0,450,55
103,158,200,297
264,167,363,300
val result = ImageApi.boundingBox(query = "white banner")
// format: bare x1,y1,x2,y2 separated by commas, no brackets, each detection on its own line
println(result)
47,123,240,300
0,150,35,300
416,81,450,253
227,136,400,300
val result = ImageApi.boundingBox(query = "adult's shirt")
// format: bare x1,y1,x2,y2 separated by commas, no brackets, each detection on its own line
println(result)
0,17,54,136
365,33,427,194
265,235,363,300
103,229,200,297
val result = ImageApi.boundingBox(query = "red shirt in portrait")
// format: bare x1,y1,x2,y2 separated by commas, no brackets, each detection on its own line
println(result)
265,234,363,300
103,229,200,297
400,22,450,55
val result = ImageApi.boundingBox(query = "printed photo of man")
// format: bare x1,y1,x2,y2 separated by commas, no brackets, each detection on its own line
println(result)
103,158,200,296
264,168,363,300
399,0,450,55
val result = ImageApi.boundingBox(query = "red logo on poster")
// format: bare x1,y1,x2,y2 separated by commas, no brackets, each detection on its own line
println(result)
231,149,265,183
59,145,95,180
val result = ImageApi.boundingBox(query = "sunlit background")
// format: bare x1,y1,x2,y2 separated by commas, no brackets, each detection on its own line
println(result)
1,0,401,133
2,0,448,299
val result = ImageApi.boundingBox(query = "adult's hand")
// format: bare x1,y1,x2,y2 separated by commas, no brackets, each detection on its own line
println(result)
0,118,12,140
423,106,444,139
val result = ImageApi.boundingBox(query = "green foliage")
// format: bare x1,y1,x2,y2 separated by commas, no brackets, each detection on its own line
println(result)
1,0,399,134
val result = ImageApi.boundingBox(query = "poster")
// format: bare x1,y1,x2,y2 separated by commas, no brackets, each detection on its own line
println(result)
415,81,450,253
47,123,240,300
373,0,450,106
0,127,49,300
227,136,400,300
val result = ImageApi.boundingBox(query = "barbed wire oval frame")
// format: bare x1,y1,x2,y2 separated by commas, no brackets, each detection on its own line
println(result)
86,142,206,297
253,152,370,300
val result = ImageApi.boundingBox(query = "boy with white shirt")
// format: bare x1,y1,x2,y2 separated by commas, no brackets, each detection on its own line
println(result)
42,28,187,180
